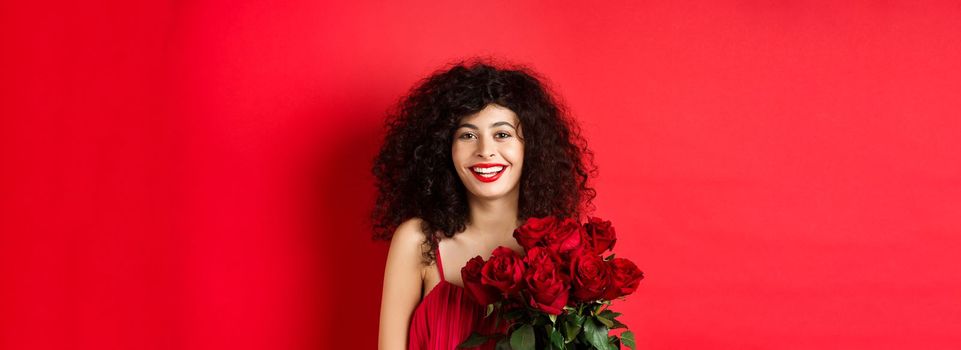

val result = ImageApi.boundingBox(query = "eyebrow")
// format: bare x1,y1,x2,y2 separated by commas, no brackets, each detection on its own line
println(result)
458,121,517,130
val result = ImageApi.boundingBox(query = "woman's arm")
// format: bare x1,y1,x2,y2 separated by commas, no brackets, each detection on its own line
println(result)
378,219,427,350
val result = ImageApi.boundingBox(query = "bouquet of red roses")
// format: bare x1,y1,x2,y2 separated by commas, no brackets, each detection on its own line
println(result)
458,216,644,350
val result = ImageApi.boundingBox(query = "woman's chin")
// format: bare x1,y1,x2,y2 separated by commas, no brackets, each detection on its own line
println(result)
466,185,519,201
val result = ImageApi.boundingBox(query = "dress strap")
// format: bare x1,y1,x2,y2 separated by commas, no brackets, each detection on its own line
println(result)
435,240,446,282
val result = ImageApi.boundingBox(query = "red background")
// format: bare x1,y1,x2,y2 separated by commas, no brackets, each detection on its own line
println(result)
2,1,960,349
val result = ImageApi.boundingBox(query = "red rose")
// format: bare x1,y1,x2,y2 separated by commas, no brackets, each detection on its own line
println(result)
523,246,562,270
461,256,501,306
523,257,570,315
525,246,573,283
602,258,644,300
513,217,557,251
481,246,526,297
583,216,617,255
542,218,584,256
570,250,613,302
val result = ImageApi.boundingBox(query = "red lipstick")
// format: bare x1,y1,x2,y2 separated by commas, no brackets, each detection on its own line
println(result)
468,163,507,183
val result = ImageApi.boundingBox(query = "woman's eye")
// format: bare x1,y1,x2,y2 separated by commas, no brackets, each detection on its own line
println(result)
458,132,510,139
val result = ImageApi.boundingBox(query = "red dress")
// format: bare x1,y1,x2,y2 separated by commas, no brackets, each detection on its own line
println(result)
408,242,509,349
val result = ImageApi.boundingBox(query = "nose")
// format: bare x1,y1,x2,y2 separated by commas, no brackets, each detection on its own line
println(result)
476,138,495,159
476,149,495,158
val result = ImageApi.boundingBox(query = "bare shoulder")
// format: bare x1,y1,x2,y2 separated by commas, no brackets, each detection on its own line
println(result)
393,217,429,246
389,217,431,265
379,217,432,349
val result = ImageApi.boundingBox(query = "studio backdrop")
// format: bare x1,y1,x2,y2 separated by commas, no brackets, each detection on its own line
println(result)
1,1,959,349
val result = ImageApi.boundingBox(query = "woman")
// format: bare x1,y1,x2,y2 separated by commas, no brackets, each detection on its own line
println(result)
372,59,596,350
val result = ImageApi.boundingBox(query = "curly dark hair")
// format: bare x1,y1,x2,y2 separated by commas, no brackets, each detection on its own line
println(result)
370,57,597,264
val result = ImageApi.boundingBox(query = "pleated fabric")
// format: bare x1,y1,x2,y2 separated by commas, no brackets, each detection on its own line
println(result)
408,243,509,350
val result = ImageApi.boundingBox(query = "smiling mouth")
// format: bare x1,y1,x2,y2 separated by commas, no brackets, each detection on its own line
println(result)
469,165,506,182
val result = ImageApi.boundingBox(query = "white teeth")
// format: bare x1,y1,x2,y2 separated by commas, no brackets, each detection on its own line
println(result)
471,166,505,174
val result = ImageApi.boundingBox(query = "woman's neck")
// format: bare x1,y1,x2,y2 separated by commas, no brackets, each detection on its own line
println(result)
465,191,522,239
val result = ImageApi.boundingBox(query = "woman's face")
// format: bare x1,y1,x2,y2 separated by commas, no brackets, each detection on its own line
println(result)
451,104,524,201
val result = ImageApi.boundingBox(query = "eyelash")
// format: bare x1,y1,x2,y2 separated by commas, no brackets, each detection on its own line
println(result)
459,132,512,139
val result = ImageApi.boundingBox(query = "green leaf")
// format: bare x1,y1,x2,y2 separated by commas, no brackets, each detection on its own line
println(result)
621,330,636,350
595,314,614,328
457,332,490,349
564,314,584,341
598,310,621,319
573,313,586,326
510,324,536,350
548,313,557,324
485,303,495,318
549,327,565,350
610,335,621,349
610,318,628,329
582,318,611,350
